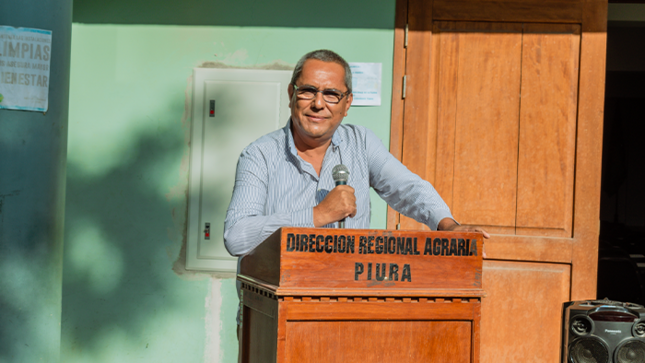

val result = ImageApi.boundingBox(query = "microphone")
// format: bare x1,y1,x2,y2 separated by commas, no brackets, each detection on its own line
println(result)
332,164,350,228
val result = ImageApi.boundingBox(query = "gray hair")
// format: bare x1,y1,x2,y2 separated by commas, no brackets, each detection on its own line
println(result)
290,49,352,93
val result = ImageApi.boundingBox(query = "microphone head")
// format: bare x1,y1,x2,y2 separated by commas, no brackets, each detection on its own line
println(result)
332,164,350,184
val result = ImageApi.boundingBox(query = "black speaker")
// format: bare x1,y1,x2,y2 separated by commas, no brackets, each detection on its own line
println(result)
562,299,645,363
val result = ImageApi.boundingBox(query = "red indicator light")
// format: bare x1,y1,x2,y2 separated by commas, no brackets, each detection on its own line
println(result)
204,222,211,240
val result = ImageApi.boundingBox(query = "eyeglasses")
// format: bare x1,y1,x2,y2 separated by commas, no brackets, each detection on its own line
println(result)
292,84,350,104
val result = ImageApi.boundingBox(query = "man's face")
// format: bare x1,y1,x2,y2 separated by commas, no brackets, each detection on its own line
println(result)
288,59,353,146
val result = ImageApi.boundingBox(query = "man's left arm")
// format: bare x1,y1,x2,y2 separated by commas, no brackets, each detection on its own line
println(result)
365,129,489,238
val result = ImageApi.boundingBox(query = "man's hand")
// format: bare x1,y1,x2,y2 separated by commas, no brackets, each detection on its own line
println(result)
313,185,357,227
438,217,490,239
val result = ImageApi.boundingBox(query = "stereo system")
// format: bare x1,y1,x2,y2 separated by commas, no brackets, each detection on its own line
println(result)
562,299,645,363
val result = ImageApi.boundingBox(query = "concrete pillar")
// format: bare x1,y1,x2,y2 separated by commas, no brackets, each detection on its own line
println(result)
0,0,72,361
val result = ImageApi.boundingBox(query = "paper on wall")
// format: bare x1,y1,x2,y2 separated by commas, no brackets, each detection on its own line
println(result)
0,26,52,112
349,62,381,107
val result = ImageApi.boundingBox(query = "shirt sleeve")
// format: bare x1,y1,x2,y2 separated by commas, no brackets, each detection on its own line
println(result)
365,129,455,230
223,146,315,257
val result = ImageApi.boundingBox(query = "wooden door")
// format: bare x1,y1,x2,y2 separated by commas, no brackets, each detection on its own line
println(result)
389,0,607,361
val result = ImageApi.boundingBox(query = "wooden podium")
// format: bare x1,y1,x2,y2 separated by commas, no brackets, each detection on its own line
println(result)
238,227,484,362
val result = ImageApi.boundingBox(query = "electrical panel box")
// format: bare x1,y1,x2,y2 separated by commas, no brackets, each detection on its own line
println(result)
186,68,292,271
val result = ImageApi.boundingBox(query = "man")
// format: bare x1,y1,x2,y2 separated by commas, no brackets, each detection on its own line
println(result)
224,49,488,258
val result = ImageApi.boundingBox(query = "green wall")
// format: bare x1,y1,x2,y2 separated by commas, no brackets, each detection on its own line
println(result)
63,5,396,362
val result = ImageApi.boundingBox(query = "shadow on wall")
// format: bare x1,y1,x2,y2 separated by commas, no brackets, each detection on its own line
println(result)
0,119,66,362
0,219,61,362
61,96,211,357
72,0,395,29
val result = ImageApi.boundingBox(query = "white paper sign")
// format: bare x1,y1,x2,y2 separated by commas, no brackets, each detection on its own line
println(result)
349,62,381,106
0,26,52,112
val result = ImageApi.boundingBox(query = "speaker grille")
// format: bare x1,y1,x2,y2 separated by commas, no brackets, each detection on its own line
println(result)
615,340,645,363
570,338,609,363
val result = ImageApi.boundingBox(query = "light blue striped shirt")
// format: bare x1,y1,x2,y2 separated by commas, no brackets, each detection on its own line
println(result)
223,119,454,256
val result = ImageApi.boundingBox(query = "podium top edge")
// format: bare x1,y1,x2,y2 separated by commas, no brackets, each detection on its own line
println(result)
274,227,484,237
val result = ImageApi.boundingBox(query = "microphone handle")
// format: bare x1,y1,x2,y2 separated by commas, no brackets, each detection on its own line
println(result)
335,180,347,229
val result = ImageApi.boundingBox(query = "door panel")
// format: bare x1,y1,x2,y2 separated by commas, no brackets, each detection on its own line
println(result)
432,0,584,24
480,261,571,362
400,21,580,237
285,320,471,363
516,24,580,237
445,22,523,229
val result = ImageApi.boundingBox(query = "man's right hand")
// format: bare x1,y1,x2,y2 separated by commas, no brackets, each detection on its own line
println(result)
313,185,357,227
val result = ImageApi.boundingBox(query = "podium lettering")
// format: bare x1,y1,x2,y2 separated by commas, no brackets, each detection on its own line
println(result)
441,238,449,256
424,238,432,255
457,239,465,256
309,234,316,253
352,262,411,282
355,262,364,280
403,238,413,255
469,239,478,256
449,238,458,256
359,236,367,254
375,263,386,281
375,236,383,254
316,235,324,253
388,237,396,254
396,237,403,254
287,233,296,251
283,232,480,284
285,233,478,260
389,263,399,281
433,238,441,255
325,235,333,253
401,264,412,282
347,236,355,254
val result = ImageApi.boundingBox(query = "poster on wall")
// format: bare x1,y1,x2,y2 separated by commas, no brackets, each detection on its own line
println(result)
0,26,52,112
349,62,382,107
